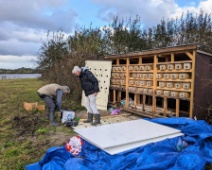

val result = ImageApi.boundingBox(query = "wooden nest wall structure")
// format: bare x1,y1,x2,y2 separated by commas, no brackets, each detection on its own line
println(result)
105,44,212,120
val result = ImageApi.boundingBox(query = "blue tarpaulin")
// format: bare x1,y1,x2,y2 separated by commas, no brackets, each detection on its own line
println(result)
26,118,212,170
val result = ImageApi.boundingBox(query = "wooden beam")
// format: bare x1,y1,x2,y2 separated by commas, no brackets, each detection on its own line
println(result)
125,58,130,109
185,52,193,60
176,99,179,117
152,55,157,113
142,95,146,111
134,94,137,109
189,50,196,118
171,53,174,62
118,91,121,102
163,97,167,116
139,57,142,64
113,90,116,103
137,94,140,104
116,59,120,65
105,44,197,59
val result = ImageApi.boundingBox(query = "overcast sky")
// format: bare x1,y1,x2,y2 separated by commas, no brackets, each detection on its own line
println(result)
0,0,211,69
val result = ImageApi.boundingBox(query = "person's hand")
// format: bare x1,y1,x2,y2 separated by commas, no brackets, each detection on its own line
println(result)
93,92,98,96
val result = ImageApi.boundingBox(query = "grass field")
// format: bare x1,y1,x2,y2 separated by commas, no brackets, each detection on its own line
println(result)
0,79,76,170
1,78,211,169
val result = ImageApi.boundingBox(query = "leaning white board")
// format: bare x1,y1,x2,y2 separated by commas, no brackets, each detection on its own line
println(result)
81,60,112,111
75,119,184,155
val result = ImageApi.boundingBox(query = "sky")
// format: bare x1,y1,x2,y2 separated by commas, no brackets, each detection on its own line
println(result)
0,0,211,69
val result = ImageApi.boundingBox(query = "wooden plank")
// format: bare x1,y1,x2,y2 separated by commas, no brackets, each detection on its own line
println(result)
134,94,137,109
139,57,142,64
113,90,116,103
185,52,193,60
105,44,197,59
176,99,179,117
137,94,140,104
142,95,146,111
171,53,174,62
189,50,196,118
163,97,167,116
152,55,157,113
125,58,130,109
118,91,121,102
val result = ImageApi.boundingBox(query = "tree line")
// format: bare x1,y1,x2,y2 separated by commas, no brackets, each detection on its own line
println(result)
0,67,41,74
36,10,212,108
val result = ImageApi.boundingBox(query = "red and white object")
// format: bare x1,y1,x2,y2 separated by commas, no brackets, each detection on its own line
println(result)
65,136,84,156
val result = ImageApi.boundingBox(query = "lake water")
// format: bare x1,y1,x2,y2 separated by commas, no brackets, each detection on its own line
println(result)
0,74,42,80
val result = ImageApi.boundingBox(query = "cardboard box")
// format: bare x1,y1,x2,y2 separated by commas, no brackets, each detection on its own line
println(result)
175,63,182,70
24,102,45,111
184,63,192,70
156,90,163,95
134,66,139,71
164,91,170,96
160,65,166,70
170,91,178,97
164,74,169,79
179,73,190,79
179,92,190,98
167,64,174,70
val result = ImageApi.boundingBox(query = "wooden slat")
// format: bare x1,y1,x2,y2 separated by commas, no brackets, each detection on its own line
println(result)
171,53,174,62
176,99,179,117
125,58,130,109
163,97,167,116
142,95,146,111
118,91,121,102
189,50,196,118
185,52,193,59
105,44,197,59
134,94,137,109
113,90,116,103
152,55,157,113
139,57,142,64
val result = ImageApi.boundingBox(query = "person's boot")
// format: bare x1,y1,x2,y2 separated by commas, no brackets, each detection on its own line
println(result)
49,112,59,126
83,113,93,123
91,114,101,126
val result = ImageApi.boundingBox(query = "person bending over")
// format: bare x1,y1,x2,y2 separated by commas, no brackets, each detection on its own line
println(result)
37,83,70,126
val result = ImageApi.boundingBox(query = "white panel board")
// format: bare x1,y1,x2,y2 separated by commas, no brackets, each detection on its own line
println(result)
81,60,112,110
75,119,184,155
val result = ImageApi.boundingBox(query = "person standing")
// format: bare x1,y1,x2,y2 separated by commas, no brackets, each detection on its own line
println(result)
72,66,100,125
37,84,70,126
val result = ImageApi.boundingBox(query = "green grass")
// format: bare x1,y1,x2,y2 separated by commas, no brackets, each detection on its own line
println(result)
0,79,76,170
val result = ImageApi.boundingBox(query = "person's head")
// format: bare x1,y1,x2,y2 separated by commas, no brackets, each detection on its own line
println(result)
62,86,70,93
72,66,81,77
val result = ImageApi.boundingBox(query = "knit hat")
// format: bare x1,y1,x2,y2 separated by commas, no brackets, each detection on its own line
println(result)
72,66,81,74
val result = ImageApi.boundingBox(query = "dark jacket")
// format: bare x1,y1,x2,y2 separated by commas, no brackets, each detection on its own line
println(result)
79,68,99,96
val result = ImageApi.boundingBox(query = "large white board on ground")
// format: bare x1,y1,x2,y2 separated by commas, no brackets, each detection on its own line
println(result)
75,119,184,155
81,60,112,111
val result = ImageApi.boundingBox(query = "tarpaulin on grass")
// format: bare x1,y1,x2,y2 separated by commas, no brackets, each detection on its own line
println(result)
26,117,212,170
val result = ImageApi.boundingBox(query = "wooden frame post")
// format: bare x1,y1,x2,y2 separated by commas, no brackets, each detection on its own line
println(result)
113,90,116,103
189,50,196,118
176,99,179,117
125,58,130,109
152,55,157,114
163,97,167,116
142,95,146,111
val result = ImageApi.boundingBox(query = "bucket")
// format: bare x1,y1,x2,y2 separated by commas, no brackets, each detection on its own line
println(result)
62,110,75,123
